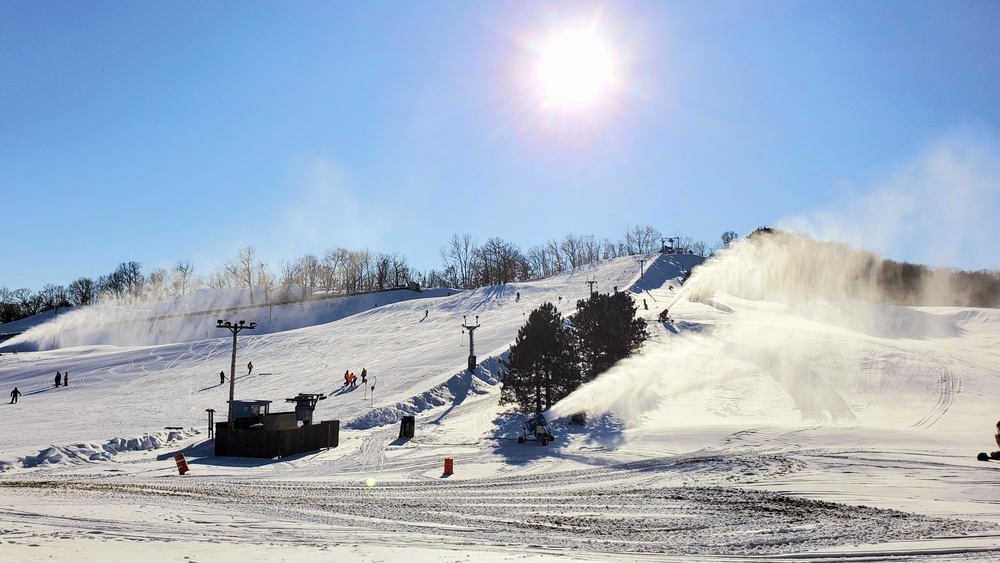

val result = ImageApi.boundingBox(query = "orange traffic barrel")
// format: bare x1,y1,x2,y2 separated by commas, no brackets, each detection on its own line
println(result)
174,453,189,475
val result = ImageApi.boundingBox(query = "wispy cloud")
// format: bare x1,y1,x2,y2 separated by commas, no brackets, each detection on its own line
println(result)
267,156,387,260
782,128,1000,270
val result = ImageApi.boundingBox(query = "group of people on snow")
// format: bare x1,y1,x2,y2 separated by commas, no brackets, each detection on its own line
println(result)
344,368,368,389
218,361,254,385
343,368,368,389
8,369,71,404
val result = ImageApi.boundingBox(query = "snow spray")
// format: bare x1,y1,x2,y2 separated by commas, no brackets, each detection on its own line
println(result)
551,230,968,430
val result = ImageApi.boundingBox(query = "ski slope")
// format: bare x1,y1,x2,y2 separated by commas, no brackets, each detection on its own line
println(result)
2,248,1000,561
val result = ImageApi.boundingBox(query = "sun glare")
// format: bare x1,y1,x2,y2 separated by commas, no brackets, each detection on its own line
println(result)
536,29,615,108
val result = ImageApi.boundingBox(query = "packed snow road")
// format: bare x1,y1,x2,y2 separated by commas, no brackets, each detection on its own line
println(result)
2,445,998,561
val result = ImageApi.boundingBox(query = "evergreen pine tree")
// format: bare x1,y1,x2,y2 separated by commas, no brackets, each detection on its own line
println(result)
573,291,648,380
499,302,580,412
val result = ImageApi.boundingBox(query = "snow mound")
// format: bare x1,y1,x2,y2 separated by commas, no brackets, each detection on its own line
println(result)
0,428,200,472
348,357,503,430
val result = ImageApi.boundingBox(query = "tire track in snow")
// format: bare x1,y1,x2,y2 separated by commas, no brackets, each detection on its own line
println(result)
911,358,959,430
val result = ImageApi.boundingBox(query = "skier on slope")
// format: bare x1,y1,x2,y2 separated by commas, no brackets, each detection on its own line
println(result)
9,387,19,404
54,372,61,388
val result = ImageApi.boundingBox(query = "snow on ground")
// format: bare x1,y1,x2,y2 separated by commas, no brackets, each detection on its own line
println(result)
2,249,1000,561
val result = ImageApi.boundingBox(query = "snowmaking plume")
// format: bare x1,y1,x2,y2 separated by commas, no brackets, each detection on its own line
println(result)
782,128,1000,273
550,234,968,432
3,282,426,351
552,131,1000,431
3,287,267,350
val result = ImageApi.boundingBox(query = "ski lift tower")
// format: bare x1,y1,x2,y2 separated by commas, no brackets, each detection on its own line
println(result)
462,315,481,373
586,278,597,297
217,319,257,427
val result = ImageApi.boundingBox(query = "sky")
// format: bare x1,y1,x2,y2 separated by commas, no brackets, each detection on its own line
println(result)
2,0,999,291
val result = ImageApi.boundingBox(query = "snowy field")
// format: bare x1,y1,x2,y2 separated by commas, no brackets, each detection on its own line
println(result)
2,247,1000,562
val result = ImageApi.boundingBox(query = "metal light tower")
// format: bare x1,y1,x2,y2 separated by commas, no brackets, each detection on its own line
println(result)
217,319,257,425
462,315,480,373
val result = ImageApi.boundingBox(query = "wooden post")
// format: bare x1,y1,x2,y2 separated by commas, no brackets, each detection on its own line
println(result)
206,409,215,439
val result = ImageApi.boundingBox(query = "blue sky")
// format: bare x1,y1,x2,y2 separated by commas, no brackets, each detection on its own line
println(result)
2,0,999,291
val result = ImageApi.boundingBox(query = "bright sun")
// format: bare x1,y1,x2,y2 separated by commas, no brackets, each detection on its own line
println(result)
536,29,615,108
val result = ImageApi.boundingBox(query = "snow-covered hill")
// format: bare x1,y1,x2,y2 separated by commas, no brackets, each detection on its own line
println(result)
2,247,999,562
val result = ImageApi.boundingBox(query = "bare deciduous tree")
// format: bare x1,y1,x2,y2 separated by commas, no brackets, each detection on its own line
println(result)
721,230,738,248
391,252,409,287
560,234,584,269
206,266,231,290
442,233,477,289
545,239,564,274
146,268,168,301
225,247,256,304
173,261,194,296
256,261,274,304
67,277,96,306
374,253,391,291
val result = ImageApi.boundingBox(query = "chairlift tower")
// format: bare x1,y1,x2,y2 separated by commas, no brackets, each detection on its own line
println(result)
586,279,597,296
638,258,646,279
462,315,481,373
217,319,257,426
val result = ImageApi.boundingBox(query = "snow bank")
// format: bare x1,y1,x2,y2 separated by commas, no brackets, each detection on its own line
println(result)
347,357,503,430
0,428,200,472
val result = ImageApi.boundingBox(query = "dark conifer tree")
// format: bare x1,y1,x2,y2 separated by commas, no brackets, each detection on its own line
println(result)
499,302,580,413
572,291,648,381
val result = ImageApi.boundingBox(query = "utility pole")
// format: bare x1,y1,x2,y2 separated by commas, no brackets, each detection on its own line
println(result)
217,319,257,426
638,258,646,279
462,315,481,372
